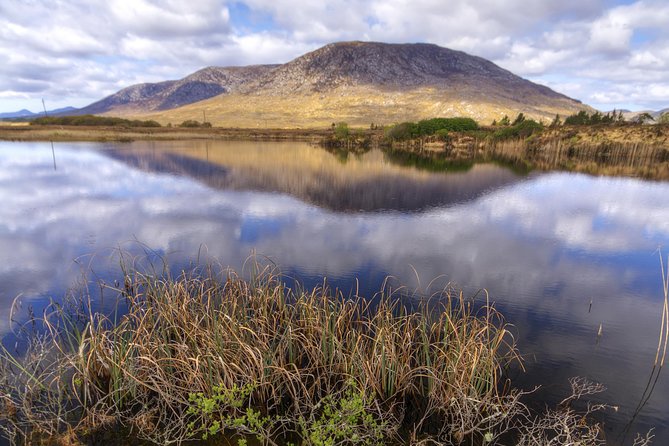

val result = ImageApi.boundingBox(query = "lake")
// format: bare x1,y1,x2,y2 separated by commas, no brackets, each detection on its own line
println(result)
1,139,668,444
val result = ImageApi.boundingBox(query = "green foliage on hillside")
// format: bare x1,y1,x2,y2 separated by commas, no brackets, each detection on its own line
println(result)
385,117,478,141
563,110,623,126
31,115,161,127
179,120,212,128
492,118,543,140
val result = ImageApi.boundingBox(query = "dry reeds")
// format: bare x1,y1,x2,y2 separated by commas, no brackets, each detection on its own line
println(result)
0,262,521,445
485,138,669,180
0,261,628,445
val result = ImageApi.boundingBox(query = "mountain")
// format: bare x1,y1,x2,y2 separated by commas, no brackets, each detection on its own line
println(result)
77,65,277,115
0,109,35,119
50,106,79,115
621,108,669,121
88,41,590,127
0,106,79,119
244,42,570,99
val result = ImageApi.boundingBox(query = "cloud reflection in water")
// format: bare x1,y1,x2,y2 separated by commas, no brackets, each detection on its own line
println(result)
0,140,668,440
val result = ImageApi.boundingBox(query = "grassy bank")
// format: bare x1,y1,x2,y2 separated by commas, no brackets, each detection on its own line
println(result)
0,125,334,143
381,123,669,181
3,119,669,181
0,263,622,445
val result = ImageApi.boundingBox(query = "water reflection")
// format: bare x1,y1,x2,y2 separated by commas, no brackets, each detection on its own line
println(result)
106,140,522,212
0,140,668,443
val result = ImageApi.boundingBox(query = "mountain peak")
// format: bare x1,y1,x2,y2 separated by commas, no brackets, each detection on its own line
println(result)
247,41,560,99
77,40,588,126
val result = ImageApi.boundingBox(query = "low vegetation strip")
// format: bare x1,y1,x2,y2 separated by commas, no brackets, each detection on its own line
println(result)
31,114,162,127
0,262,632,445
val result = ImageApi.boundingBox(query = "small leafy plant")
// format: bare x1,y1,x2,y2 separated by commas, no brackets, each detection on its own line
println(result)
298,380,386,446
187,383,271,441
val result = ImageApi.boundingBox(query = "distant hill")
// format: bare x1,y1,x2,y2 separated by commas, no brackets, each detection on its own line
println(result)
0,106,78,120
83,41,590,127
621,108,669,122
0,109,35,119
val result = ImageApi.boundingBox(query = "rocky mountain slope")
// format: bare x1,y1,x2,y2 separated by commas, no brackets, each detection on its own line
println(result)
90,41,590,127
78,65,277,114
245,42,567,99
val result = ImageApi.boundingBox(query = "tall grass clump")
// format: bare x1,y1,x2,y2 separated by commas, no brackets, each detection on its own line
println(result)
0,262,526,445
2,260,632,445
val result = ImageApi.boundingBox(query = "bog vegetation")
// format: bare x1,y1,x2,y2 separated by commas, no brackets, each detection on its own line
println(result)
31,115,162,127
384,117,479,141
0,261,627,446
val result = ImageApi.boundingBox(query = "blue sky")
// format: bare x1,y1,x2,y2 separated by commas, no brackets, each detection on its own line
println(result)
0,0,668,113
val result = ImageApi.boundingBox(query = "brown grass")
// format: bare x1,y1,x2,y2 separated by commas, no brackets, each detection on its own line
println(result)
0,258,644,445
0,260,521,445
126,86,585,129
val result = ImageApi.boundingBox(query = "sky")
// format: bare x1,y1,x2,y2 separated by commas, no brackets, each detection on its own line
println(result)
1,0,668,114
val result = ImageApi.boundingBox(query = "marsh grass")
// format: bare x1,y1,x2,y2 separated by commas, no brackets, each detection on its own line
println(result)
486,138,669,180
0,260,633,445
381,124,669,181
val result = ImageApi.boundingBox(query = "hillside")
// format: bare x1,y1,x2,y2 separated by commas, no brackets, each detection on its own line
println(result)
92,41,591,127
78,65,277,114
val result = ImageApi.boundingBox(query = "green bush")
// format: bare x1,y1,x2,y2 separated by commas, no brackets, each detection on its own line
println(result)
435,128,450,140
385,117,478,141
385,122,419,141
334,122,350,140
564,110,621,126
492,119,543,140
179,120,202,128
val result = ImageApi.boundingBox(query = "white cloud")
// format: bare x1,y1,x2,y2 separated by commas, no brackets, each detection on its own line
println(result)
588,14,634,54
109,0,231,37
0,0,668,112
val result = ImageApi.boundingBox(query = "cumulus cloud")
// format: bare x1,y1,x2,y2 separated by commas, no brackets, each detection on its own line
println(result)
0,0,668,112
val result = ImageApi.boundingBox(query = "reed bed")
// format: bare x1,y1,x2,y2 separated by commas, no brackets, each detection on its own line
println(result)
0,262,625,445
485,138,669,180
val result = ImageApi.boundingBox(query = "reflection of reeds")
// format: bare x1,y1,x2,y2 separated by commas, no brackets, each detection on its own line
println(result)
487,138,669,180
1,261,522,445
656,254,669,367
386,128,669,181
620,253,669,444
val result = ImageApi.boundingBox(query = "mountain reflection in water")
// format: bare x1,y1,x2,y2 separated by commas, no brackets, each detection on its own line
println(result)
106,140,522,212
0,140,668,444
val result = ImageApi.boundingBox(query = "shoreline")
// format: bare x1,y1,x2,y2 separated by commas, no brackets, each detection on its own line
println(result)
0,124,339,142
3,123,669,181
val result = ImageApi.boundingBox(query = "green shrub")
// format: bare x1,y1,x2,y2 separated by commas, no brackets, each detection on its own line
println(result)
492,119,543,140
564,110,621,126
179,120,202,128
385,121,419,141
334,122,350,140
386,117,478,141
435,128,450,140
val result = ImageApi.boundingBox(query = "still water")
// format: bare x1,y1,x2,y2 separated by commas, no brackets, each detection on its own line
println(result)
1,140,668,443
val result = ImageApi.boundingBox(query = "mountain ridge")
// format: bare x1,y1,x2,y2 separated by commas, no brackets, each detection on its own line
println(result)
77,64,278,114
0,106,78,119
80,41,591,126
